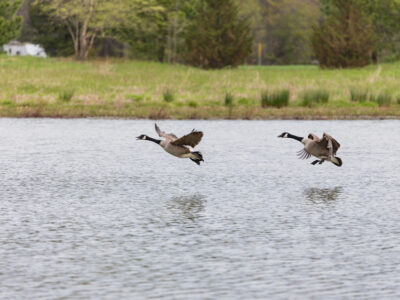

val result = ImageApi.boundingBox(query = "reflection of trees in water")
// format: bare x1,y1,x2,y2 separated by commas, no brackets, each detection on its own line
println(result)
304,187,343,203
167,194,206,222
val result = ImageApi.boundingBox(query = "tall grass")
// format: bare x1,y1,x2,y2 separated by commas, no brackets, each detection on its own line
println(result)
126,94,144,102
261,89,290,108
0,100,15,106
350,88,368,103
370,93,392,107
238,98,251,106
300,89,329,107
224,92,234,106
58,89,75,102
163,88,174,102
188,100,198,108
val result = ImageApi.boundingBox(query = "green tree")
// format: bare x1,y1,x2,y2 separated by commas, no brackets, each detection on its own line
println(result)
164,0,200,63
235,0,320,65
0,0,22,46
185,0,253,69
33,0,161,60
260,0,320,65
311,0,376,68
116,0,199,62
33,0,125,60
29,2,74,56
320,0,400,62
359,0,400,61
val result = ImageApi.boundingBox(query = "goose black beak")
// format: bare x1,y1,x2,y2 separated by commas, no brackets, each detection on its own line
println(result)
136,136,141,140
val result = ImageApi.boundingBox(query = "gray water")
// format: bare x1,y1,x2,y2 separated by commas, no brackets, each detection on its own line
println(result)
1,119,399,299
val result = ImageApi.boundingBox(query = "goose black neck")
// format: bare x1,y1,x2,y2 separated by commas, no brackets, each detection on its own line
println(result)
288,133,304,142
146,136,161,144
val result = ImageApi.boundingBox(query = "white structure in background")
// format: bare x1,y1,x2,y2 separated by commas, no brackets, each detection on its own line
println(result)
3,40,47,58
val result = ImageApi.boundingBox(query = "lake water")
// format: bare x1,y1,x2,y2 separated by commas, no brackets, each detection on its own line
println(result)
1,119,399,299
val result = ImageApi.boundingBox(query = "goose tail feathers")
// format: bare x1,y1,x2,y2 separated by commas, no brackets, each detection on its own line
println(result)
190,151,204,165
331,156,342,167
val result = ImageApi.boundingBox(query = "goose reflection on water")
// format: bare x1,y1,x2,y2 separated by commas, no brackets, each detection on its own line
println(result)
167,194,206,222
304,187,343,203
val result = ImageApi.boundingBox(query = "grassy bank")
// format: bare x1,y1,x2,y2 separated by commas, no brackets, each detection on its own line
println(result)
1,55,400,119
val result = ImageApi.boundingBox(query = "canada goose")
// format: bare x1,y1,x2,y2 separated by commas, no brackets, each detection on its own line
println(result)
137,124,204,165
278,132,342,167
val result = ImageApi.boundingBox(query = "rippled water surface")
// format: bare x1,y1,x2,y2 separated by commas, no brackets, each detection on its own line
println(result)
1,119,400,299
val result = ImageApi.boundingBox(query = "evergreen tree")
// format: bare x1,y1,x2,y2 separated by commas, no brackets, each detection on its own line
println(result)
319,0,400,62
185,0,253,69
311,0,376,68
0,0,22,46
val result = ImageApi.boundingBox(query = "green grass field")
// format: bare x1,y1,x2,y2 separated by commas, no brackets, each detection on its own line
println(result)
1,55,400,119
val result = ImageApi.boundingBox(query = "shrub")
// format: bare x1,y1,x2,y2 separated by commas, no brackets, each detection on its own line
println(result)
300,90,329,107
163,89,174,103
58,89,74,102
224,92,234,106
350,88,368,103
261,89,290,108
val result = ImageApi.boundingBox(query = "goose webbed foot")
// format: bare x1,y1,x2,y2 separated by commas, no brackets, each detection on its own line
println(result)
311,160,320,165
318,159,325,164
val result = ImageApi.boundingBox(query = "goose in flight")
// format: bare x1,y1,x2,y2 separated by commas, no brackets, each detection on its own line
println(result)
278,132,342,167
137,124,204,165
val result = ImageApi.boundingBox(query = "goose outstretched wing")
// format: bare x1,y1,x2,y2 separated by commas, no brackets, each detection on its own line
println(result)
297,149,311,160
171,130,203,148
155,123,178,141
316,133,340,157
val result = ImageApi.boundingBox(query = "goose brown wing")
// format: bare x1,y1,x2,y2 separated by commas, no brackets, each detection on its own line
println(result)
154,123,178,141
323,133,340,151
313,133,340,158
321,133,340,154
171,130,203,148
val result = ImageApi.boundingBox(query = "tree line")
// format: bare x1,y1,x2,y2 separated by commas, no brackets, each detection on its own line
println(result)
2,0,400,68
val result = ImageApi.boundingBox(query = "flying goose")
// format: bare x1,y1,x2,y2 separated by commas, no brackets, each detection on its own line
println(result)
278,132,342,167
137,124,204,165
